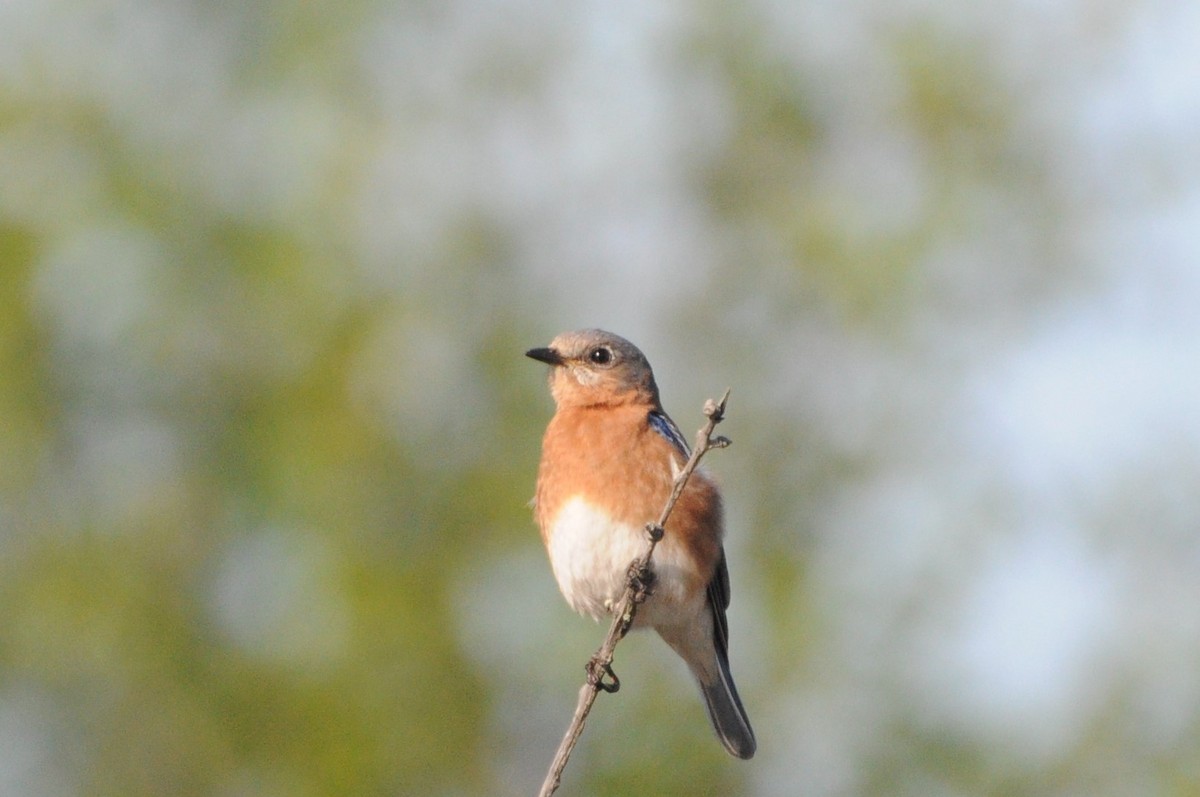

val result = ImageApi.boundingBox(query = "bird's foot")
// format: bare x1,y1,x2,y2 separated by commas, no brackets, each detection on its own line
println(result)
627,560,656,604
586,656,620,693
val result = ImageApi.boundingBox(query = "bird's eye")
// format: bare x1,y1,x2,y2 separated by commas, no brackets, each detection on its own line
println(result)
588,346,613,365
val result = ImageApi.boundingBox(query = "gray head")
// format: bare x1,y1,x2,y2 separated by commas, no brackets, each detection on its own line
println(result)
526,329,661,408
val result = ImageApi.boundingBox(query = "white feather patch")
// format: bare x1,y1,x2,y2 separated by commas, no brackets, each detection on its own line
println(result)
546,496,698,624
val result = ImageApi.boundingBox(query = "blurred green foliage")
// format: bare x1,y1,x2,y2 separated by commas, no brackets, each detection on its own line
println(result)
2,2,1197,796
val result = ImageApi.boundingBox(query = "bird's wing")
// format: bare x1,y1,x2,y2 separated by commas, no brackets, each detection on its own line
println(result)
647,409,690,458
707,547,732,653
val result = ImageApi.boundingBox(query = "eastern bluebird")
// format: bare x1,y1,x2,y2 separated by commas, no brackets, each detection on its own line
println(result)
527,329,756,759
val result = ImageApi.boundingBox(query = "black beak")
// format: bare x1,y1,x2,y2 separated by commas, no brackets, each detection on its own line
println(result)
525,347,563,365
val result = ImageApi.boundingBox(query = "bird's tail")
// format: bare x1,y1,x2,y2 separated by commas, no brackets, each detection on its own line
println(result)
697,646,756,759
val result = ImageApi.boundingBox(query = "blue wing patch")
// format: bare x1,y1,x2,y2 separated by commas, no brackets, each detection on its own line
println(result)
648,410,690,457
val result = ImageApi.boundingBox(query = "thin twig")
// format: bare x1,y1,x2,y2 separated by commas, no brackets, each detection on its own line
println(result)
537,390,733,797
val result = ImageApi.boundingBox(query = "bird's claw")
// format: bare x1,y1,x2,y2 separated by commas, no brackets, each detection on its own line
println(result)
627,561,656,604
586,657,620,693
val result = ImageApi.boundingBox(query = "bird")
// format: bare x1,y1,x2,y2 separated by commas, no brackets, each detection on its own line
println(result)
526,328,756,759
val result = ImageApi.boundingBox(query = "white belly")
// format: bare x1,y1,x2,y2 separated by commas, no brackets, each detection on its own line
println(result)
546,496,696,623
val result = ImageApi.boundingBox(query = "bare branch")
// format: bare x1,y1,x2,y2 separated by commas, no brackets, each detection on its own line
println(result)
537,390,732,797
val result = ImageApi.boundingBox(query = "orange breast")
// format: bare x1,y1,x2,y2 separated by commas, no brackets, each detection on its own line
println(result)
534,404,723,597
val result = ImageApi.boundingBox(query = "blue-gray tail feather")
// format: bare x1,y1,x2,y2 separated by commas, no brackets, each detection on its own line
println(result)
699,645,756,759
700,551,755,759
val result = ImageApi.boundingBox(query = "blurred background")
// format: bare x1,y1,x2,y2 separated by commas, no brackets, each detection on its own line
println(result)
2,0,1199,795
